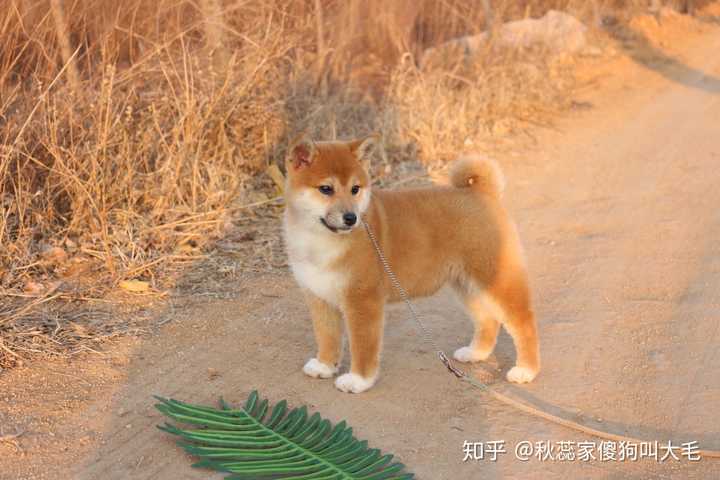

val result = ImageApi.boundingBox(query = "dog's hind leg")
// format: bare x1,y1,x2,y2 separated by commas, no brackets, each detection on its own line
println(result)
452,264,540,383
487,275,540,384
303,292,343,379
452,289,502,363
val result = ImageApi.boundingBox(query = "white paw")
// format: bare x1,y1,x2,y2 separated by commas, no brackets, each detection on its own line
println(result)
303,358,338,379
453,346,491,363
334,373,376,393
506,366,538,384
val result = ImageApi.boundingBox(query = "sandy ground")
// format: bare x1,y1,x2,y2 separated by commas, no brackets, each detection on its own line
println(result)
2,12,720,480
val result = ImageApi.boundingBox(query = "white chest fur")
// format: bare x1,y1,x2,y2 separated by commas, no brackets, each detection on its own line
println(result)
284,216,348,306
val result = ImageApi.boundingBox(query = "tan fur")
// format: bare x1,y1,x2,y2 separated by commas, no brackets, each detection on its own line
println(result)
284,137,540,393
449,154,505,197
307,294,343,367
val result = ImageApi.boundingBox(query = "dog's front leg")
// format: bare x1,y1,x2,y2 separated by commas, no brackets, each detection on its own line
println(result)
302,292,342,379
335,293,384,393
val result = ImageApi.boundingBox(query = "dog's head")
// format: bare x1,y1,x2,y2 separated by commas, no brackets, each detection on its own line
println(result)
285,135,376,234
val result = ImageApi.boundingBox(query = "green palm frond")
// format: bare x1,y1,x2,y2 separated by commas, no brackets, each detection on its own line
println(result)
155,390,414,480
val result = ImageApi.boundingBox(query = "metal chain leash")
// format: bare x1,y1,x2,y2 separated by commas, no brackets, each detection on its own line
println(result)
361,219,466,379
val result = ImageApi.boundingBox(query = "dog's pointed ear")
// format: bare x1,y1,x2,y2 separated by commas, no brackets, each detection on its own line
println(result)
288,135,316,171
348,134,378,167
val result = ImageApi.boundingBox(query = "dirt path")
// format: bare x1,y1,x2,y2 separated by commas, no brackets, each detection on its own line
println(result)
2,17,720,480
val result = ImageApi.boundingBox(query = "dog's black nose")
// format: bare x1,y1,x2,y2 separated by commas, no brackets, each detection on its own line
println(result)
343,212,357,226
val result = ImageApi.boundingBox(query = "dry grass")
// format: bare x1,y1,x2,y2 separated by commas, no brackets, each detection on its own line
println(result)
0,0,702,367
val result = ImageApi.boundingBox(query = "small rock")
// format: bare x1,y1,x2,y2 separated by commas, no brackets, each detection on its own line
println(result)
423,10,587,67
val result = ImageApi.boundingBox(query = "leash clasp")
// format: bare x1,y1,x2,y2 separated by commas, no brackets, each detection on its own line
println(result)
438,351,465,378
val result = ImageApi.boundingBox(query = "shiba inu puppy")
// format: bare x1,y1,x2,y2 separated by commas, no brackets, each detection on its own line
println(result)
283,136,539,393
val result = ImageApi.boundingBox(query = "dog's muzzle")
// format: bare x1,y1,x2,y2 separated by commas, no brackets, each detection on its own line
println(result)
320,217,353,233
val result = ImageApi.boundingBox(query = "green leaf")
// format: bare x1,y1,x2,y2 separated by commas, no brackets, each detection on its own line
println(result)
155,391,414,479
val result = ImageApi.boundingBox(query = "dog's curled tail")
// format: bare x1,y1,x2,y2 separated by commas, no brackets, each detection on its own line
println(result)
449,155,505,198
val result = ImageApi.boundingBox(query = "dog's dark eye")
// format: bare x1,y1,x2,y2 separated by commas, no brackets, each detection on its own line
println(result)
351,185,360,195
318,185,334,195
